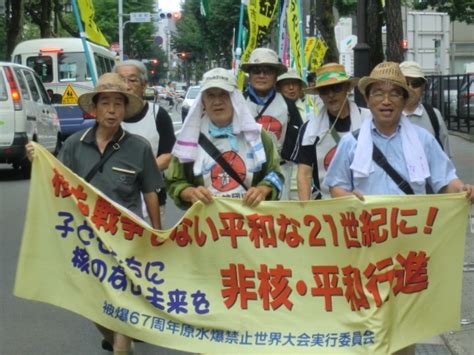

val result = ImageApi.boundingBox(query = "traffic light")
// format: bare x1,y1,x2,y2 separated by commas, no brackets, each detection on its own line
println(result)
177,52,188,60
150,58,159,65
159,11,181,20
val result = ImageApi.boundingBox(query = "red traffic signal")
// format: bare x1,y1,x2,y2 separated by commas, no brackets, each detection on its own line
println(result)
178,52,188,59
150,58,159,65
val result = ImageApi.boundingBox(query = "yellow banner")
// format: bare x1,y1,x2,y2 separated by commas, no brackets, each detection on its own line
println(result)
287,0,303,78
77,0,109,47
15,143,469,354
238,0,279,89
310,37,328,72
304,37,316,69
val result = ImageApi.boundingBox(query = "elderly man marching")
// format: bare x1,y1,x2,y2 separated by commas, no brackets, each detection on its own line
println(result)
291,63,371,200
240,48,303,200
166,68,284,209
26,73,163,355
324,61,474,355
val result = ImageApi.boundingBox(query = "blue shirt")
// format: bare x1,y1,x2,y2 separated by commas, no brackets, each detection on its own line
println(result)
323,122,458,195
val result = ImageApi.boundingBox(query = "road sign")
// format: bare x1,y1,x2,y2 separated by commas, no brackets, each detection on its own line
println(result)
62,84,78,105
154,36,163,46
130,12,151,23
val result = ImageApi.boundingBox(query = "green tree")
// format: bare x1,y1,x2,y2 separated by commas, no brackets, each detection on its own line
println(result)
413,0,474,23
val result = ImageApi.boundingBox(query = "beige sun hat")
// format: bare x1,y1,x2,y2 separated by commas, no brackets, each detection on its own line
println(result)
305,63,358,94
399,61,426,80
78,73,142,121
200,68,237,93
240,48,287,75
276,68,307,88
358,61,416,100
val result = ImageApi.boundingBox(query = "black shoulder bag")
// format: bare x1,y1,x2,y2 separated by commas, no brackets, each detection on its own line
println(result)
352,130,414,195
422,103,443,150
84,134,129,183
198,133,248,191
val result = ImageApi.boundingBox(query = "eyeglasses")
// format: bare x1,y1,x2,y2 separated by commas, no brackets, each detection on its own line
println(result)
121,76,141,85
406,78,425,88
317,83,347,96
249,66,276,76
369,90,405,103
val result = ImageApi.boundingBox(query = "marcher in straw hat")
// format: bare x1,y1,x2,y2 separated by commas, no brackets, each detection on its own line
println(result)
400,60,450,155
324,60,474,200
240,48,303,200
166,67,284,209
291,62,370,200
26,72,163,354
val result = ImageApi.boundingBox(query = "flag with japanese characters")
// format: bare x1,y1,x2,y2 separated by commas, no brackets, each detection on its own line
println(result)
237,0,279,89
15,142,470,354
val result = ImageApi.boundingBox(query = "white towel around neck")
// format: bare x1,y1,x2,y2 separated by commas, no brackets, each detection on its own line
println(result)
350,114,430,183
302,100,364,146
172,90,266,171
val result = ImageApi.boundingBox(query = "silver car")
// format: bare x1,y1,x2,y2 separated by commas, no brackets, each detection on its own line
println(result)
0,62,61,177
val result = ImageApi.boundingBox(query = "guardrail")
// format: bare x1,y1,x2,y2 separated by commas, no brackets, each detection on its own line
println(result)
424,73,473,134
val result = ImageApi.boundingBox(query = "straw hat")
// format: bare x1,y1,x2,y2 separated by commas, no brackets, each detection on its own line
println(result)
305,63,358,94
200,68,237,93
276,68,307,88
240,48,287,75
358,61,415,100
78,73,142,121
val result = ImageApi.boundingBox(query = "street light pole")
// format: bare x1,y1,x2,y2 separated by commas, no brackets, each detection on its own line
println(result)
118,0,124,61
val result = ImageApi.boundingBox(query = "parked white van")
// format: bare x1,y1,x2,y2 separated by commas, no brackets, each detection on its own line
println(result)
0,62,60,177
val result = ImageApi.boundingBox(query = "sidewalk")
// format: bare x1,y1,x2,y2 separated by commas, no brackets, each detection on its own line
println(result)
415,133,474,355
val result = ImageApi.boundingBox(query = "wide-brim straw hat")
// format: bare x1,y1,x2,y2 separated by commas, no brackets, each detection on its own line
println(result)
78,73,142,121
305,63,358,94
240,48,287,76
276,68,307,88
358,61,416,101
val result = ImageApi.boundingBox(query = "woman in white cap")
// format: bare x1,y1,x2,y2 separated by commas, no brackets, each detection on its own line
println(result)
166,68,284,209
26,72,162,355
276,68,307,120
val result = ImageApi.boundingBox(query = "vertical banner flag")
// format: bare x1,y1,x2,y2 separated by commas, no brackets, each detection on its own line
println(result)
77,0,109,47
287,0,304,78
278,0,290,67
237,0,279,89
200,0,209,17
14,143,470,354
310,37,328,72
304,37,317,69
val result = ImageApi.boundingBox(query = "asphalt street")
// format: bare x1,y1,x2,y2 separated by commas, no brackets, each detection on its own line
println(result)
0,109,473,354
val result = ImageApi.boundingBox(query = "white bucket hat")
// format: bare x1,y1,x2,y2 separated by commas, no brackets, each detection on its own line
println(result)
276,68,307,87
399,61,426,80
200,68,237,93
240,48,287,75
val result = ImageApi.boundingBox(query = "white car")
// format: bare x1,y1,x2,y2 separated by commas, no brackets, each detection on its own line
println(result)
181,85,200,121
0,62,61,177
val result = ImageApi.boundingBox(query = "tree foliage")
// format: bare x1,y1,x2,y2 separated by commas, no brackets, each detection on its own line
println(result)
413,0,474,23
173,0,240,81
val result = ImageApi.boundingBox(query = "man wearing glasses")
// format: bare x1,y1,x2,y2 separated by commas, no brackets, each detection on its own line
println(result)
240,48,303,199
400,61,450,155
113,60,176,224
324,62,473,201
291,63,370,200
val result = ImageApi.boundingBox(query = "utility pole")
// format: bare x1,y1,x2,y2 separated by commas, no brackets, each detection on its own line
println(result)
353,0,370,106
119,0,124,61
